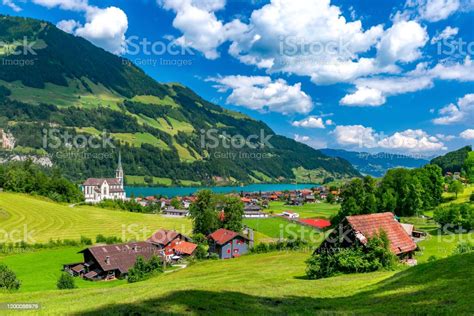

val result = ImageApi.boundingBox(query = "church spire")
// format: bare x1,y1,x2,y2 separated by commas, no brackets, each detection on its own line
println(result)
116,151,124,187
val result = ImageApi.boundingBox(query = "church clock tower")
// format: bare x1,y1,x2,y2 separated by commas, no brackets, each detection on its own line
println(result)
116,151,124,188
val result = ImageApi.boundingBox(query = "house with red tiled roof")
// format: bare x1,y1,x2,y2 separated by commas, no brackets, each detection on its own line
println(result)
317,212,417,259
147,229,192,249
208,228,249,259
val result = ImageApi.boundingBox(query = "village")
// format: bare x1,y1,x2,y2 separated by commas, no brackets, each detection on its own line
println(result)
63,156,429,283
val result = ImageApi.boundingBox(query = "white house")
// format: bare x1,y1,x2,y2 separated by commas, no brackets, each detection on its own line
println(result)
82,153,126,203
282,211,299,219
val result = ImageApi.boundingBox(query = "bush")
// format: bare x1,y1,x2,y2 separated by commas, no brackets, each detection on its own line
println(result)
96,235,122,244
306,232,396,279
250,238,309,254
0,264,21,291
128,255,163,283
209,253,220,260
80,236,92,245
195,245,208,260
57,272,76,290
470,193,474,203
453,242,474,255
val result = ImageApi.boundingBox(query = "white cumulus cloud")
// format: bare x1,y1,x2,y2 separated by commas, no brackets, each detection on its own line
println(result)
433,93,474,125
460,129,474,139
7,0,129,54
207,75,313,115
292,116,326,129
333,125,446,153
431,26,459,44
159,0,247,59
376,20,428,65
2,0,21,11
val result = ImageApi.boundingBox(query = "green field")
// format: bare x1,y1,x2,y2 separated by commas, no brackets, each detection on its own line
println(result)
111,132,169,150
0,247,126,292
443,184,474,204
0,193,191,243
243,217,326,244
1,79,123,109
266,201,340,219
0,250,472,314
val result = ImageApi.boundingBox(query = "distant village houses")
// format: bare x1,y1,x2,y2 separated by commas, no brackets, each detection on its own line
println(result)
82,153,126,203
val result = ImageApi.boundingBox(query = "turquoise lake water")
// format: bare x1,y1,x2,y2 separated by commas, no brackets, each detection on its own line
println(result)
126,183,319,198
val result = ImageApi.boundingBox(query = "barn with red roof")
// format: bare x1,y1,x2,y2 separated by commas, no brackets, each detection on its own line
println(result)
317,212,417,258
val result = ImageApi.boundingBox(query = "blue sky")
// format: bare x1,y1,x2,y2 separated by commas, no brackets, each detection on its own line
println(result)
1,0,473,156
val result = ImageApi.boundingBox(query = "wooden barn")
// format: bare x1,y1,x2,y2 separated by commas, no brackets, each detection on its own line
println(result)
317,212,418,259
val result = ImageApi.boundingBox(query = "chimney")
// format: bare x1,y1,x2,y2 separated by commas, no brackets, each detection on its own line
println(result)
105,256,110,265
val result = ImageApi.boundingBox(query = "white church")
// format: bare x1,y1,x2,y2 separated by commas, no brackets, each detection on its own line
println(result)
82,153,127,203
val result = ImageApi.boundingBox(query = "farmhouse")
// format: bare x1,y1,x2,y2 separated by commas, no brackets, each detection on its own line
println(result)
282,211,300,219
69,241,162,281
208,228,249,259
147,229,192,249
162,207,190,217
244,204,268,218
82,153,126,203
317,212,417,259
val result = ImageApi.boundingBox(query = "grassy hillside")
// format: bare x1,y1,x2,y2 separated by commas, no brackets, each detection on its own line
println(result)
0,250,472,314
0,193,191,243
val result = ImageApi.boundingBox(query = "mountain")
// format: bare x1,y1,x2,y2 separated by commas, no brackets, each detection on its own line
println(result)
0,15,360,186
320,148,429,177
431,146,473,174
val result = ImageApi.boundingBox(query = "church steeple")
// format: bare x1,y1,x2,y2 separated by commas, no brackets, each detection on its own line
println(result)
116,151,124,187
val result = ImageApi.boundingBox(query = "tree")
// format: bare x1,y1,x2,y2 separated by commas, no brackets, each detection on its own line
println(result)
470,193,474,203
128,255,163,283
189,190,218,235
170,198,181,209
0,264,21,291
326,192,336,204
222,196,244,232
448,180,464,198
56,272,76,290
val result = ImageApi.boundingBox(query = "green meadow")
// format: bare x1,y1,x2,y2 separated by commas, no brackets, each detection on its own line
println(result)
0,250,472,315
0,193,192,243
266,201,340,219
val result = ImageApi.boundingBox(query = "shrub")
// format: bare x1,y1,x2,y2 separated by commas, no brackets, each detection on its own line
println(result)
80,236,92,245
57,272,76,290
470,193,474,203
306,232,396,279
453,242,474,255
195,245,208,260
0,264,21,291
209,253,220,260
128,255,163,283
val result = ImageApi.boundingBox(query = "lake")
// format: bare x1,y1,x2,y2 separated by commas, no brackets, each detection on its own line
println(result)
126,183,319,198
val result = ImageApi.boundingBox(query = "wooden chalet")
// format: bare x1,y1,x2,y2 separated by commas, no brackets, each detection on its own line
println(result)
317,212,418,259
67,241,163,281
